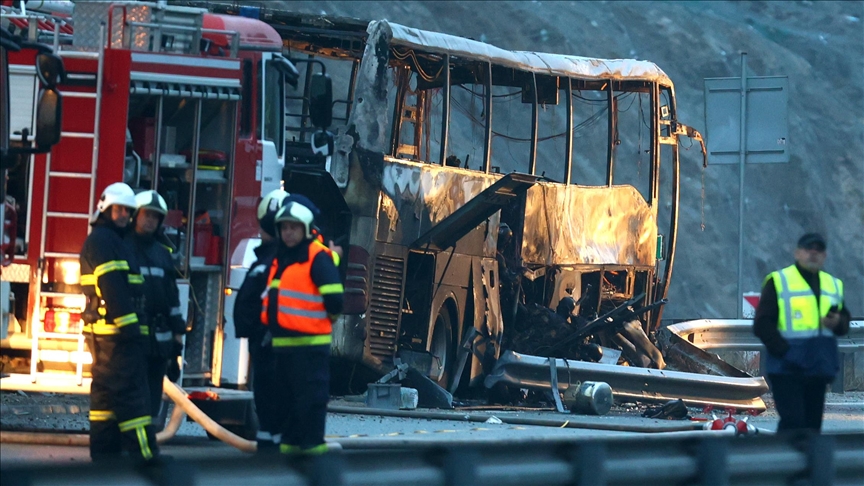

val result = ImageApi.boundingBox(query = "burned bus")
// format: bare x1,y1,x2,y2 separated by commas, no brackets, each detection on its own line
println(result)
138,4,767,410
246,12,712,397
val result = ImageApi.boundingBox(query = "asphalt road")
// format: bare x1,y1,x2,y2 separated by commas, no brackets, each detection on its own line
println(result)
2,391,862,467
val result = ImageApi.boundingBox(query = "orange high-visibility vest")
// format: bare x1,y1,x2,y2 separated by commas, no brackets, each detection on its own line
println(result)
261,243,332,335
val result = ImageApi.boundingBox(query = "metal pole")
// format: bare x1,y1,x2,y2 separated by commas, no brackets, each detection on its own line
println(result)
564,78,573,184
483,61,492,173
439,54,450,166
528,73,538,175
606,81,615,186
737,52,748,319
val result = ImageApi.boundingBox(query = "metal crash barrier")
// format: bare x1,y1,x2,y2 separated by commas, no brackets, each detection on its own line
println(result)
663,319,864,352
2,432,863,485
484,350,769,411
664,319,864,392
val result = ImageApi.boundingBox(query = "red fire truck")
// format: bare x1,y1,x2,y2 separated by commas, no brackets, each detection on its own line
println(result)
0,0,298,428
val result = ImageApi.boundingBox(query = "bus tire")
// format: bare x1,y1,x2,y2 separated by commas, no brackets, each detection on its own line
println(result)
429,305,455,389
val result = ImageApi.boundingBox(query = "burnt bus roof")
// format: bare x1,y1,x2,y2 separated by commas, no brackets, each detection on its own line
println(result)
186,2,674,87
386,21,673,87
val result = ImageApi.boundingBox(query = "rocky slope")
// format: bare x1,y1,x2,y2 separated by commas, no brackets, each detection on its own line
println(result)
268,0,863,319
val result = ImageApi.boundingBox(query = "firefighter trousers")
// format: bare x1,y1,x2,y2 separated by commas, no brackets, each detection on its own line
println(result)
249,335,280,444
272,344,330,455
86,333,159,462
146,356,169,421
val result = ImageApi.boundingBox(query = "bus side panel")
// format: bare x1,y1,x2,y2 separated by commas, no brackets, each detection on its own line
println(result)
377,159,498,259
522,184,657,266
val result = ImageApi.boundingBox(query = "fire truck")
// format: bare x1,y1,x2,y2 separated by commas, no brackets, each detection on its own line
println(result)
0,1,304,431
1,10,64,304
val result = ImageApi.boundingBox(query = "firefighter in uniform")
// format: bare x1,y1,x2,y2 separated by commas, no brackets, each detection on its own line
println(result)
79,182,159,462
233,188,289,451
262,200,343,457
127,190,186,424
753,232,851,433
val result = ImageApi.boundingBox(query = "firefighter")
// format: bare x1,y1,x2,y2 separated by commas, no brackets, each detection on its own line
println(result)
126,190,186,425
753,232,851,433
79,182,160,463
233,188,289,451
262,200,343,457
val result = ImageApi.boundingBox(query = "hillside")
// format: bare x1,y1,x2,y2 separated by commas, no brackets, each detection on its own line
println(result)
268,0,863,319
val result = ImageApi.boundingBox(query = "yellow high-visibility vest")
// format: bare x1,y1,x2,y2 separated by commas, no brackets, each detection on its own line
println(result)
767,265,843,338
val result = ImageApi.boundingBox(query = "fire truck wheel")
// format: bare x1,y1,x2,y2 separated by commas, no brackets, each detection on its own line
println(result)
429,306,455,389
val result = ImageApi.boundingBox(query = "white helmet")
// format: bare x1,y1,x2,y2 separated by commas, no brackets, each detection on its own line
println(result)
134,190,168,216
257,189,289,238
274,201,314,239
92,182,137,222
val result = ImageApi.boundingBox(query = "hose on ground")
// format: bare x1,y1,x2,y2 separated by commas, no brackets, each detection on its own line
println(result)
160,377,256,453
155,395,186,444
0,430,89,446
0,378,257,452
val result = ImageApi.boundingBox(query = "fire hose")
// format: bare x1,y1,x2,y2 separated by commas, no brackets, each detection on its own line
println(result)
0,378,257,452
159,378,255,452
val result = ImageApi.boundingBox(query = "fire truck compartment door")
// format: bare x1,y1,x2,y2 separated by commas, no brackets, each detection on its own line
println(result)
9,65,37,141
411,172,539,252
130,80,240,100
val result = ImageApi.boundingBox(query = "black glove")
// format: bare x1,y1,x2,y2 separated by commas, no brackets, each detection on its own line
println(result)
166,358,181,382
172,340,184,358
166,341,183,382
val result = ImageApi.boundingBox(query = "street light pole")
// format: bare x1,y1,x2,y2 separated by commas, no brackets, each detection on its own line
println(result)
737,52,748,319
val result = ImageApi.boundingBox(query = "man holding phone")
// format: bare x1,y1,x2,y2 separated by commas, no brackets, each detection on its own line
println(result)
753,233,851,433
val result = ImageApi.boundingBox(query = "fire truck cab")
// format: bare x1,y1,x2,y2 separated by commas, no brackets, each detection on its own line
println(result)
0,1,298,434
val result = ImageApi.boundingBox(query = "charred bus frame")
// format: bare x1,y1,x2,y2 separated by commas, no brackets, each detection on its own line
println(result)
201,5,707,393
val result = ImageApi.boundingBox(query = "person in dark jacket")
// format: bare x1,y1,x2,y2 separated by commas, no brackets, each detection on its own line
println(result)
127,190,186,426
753,232,851,433
232,189,288,451
80,182,160,463
262,200,343,457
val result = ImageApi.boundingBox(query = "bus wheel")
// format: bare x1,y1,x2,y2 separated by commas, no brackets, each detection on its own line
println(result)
429,307,454,389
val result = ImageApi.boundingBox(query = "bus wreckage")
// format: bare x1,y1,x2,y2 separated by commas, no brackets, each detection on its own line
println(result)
220,7,768,412
198,5,771,412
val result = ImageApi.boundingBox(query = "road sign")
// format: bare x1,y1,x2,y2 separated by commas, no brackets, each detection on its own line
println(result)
704,53,789,319
704,76,789,165
742,292,760,318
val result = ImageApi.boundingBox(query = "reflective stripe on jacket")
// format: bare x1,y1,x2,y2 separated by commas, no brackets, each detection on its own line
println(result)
261,243,332,336
769,265,844,338
79,222,144,335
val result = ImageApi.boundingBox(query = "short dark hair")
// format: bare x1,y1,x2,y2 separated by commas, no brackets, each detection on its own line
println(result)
797,232,826,251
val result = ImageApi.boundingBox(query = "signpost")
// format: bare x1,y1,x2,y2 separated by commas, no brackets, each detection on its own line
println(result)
704,53,789,318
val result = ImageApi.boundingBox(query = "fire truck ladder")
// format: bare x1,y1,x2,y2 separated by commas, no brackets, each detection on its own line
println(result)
30,39,106,386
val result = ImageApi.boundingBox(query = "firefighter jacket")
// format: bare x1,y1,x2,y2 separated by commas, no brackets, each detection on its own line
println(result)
233,240,278,340
261,239,343,347
79,217,144,337
754,264,850,378
125,231,185,350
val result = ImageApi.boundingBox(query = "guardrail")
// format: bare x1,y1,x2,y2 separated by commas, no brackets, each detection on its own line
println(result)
485,351,768,411
664,319,864,392
3,432,862,485
663,319,864,352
